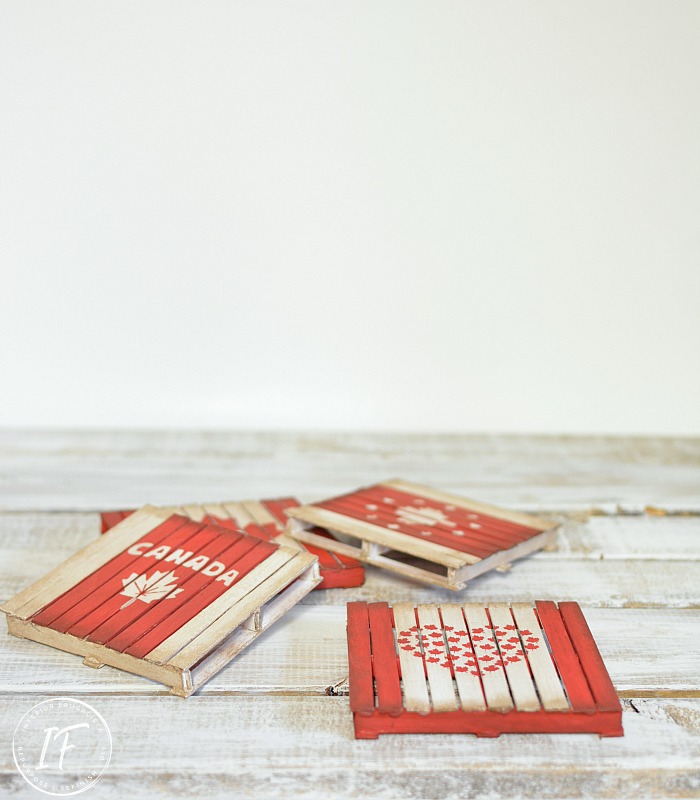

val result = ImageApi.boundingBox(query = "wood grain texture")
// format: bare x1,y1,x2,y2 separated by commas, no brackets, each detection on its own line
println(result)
0,696,698,799
0,431,697,798
0,430,698,512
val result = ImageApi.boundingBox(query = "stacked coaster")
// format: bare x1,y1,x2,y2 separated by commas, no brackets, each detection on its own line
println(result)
1,506,320,696
347,600,623,739
287,479,558,589
101,497,365,590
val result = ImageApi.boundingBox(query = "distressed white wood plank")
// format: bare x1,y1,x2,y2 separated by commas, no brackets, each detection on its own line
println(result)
488,603,540,711
0,431,698,512
440,603,487,710
416,604,459,712
1,607,697,698
0,696,698,800
392,603,431,714
463,604,513,712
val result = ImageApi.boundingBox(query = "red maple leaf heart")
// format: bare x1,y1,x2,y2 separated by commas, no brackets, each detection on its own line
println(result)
479,655,494,662
424,624,438,630
507,636,520,643
470,670,480,677
507,656,520,662
472,635,484,641
472,627,484,634
501,643,515,650
444,625,454,631
525,643,538,650
483,664,500,672
520,629,532,636
455,666,468,672
397,637,410,644
481,643,494,650
428,648,441,655
426,657,439,663
399,630,412,638
401,646,414,651
447,636,460,642
412,651,423,658
526,637,539,644
455,630,468,636
504,624,516,630
430,632,442,638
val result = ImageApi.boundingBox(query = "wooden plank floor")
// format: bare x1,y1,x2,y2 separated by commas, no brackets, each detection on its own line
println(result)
0,431,698,799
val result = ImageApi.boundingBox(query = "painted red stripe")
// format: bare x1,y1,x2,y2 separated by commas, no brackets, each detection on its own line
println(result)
347,602,375,714
87,526,244,646
535,601,596,712
558,602,622,713
59,520,211,638
123,537,278,659
243,522,278,542
368,602,403,714
319,496,494,558
364,485,538,541
104,531,260,653
261,497,300,527
32,515,195,627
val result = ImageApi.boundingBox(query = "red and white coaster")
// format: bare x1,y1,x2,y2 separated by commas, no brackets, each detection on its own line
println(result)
286,479,558,589
1,506,320,696
101,497,365,590
347,600,623,739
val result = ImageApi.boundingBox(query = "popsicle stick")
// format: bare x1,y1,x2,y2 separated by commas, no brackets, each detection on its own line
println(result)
439,604,486,711
511,603,569,711
392,603,431,714
489,603,540,711
417,605,459,712
462,603,513,712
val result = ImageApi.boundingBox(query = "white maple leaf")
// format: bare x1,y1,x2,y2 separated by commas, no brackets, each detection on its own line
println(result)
396,505,452,527
119,570,184,609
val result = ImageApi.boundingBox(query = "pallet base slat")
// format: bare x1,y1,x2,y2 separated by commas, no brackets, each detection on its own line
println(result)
288,480,559,590
2,507,321,696
346,600,623,739
101,496,365,590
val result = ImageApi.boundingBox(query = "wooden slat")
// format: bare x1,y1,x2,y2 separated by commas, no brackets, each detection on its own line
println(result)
346,602,375,714
367,602,402,715
416,604,459,712
462,603,513,712
511,603,569,711
558,601,623,713
392,603,431,714
536,600,596,712
439,604,486,710
181,504,207,522
488,603,540,711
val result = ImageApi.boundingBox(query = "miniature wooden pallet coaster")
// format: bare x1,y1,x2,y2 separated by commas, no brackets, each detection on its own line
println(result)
286,479,558,590
347,600,623,739
101,496,365,590
1,506,320,696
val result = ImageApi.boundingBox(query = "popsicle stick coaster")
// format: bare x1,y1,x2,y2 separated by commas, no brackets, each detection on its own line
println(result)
347,600,623,739
101,497,365,590
1,506,320,696
287,479,558,590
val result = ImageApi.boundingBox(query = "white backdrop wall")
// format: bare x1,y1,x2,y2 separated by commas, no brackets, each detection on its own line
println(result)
1,1,699,434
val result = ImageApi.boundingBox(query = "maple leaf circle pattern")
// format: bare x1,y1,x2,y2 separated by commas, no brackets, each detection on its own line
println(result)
395,505,450,527
395,624,538,675
119,570,184,609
